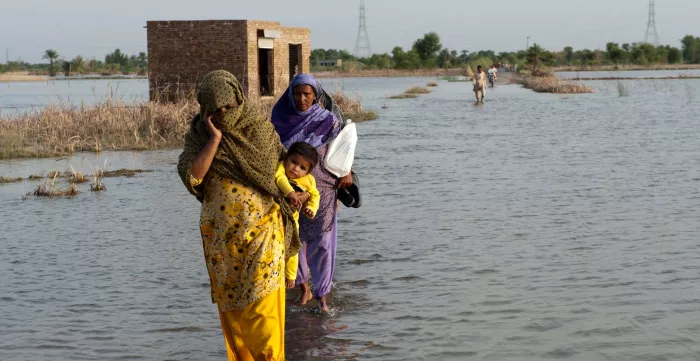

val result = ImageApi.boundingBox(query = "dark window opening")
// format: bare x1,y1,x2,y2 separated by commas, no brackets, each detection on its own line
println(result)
258,48,273,96
289,44,302,82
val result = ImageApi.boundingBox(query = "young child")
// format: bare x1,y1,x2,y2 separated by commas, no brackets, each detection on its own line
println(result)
275,142,320,289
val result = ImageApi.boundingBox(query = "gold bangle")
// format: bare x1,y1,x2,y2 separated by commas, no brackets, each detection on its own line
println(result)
190,174,203,187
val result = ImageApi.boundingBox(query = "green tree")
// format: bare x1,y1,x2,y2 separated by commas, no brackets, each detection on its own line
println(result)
62,61,72,76
437,48,452,68
412,32,442,65
525,43,553,71
564,46,574,65
105,49,129,67
667,47,682,64
681,35,699,63
42,49,59,76
70,56,86,75
606,42,623,64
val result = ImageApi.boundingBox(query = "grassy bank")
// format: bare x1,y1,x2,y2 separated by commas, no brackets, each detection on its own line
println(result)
0,72,49,82
314,68,464,79
0,90,373,160
515,72,593,94
552,64,700,72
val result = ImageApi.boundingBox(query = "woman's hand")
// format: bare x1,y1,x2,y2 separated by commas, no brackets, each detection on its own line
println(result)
296,191,310,204
190,116,223,180
205,114,223,141
287,193,302,210
337,173,353,189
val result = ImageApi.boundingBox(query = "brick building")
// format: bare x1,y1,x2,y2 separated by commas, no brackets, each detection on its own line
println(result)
146,20,310,100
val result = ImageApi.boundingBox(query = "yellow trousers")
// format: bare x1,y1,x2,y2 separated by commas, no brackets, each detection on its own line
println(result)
218,286,285,361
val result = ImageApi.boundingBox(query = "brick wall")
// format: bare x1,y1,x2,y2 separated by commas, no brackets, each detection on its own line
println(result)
147,19,310,101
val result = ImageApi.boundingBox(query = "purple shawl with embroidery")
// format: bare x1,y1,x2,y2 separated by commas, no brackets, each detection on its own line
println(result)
271,74,340,148
271,74,342,237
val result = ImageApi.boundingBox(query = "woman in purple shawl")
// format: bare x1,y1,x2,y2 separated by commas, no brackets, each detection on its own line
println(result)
271,74,353,312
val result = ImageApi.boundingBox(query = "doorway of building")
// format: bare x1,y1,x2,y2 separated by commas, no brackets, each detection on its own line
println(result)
258,48,273,96
289,44,302,82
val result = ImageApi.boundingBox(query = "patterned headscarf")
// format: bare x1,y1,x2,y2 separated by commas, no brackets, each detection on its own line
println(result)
270,74,341,148
178,70,300,258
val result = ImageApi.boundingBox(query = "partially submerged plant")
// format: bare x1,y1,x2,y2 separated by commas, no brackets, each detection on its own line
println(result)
0,176,23,184
88,158,107,192
388,94,418,99
68,163,89,183
27,173,79,197
404,86,431,94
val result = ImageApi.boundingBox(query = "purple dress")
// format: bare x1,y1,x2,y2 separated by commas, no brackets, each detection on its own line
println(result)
271,74,343,299
295,145,338,298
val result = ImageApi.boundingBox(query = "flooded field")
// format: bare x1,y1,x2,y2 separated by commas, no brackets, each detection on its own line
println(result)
2,77,700,360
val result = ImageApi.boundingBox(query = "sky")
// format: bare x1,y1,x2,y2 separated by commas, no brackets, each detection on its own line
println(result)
2,0,699,63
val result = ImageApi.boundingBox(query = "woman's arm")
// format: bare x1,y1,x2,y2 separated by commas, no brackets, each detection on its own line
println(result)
190,115,222,180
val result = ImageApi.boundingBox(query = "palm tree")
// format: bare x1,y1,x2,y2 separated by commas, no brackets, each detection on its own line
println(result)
526,44,544,71
43,49,59,76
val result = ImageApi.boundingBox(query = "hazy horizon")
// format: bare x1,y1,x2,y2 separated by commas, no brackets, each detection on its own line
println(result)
2,0,699,63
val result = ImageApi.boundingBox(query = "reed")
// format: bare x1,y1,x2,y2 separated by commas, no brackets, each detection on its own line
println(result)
404,86,432,94
313,68,464,79
0,87,372,160
26,173,79,197
0,176,23,184
388,94,418,99
88,159,107,192
616,81,630,97
427,82,439,87
327,89,378,123
518,74,593,94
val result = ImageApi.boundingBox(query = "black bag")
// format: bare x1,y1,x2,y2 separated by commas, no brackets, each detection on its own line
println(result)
337,171,361,208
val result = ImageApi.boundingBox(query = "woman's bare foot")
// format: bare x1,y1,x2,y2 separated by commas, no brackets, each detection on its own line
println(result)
294,283,313,305
317,295,330,313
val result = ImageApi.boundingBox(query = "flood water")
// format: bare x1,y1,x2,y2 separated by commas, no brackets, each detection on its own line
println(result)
556,69,700,79
2,77,700,360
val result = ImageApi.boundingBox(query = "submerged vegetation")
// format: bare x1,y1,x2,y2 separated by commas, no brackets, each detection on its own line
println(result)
405,86,431,94
0,176,23,184
517,71,593,94
388,94,418,99
0,88,374,160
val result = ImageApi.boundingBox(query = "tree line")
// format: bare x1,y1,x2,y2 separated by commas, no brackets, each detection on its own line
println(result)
311,32,700,71
0,49,147,76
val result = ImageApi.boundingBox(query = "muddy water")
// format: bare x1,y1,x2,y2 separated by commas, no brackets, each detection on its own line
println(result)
2,77,700,360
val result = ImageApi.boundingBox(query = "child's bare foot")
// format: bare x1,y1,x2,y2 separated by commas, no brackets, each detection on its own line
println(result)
294,283,313,305
317,295,330,313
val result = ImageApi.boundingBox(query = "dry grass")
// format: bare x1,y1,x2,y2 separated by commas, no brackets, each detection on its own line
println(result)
404,86,432,94
553,64,700,72
327,89,378,123
48,170,63,178
0,72,49,82
102,168,152,177
26,174,80,198
0,87,372,160
518,74,593,94
28,174,44,180
388,94,419,99
313,68,465,79
0,176,24,184
346,111,378,123
0,96,197,159
427,82,439,87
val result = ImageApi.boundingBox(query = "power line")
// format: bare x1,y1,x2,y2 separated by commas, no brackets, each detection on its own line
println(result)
353,0,372,58
644,0,660,45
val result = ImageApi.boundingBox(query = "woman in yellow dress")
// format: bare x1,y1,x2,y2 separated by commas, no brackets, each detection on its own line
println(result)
177,70,305,361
